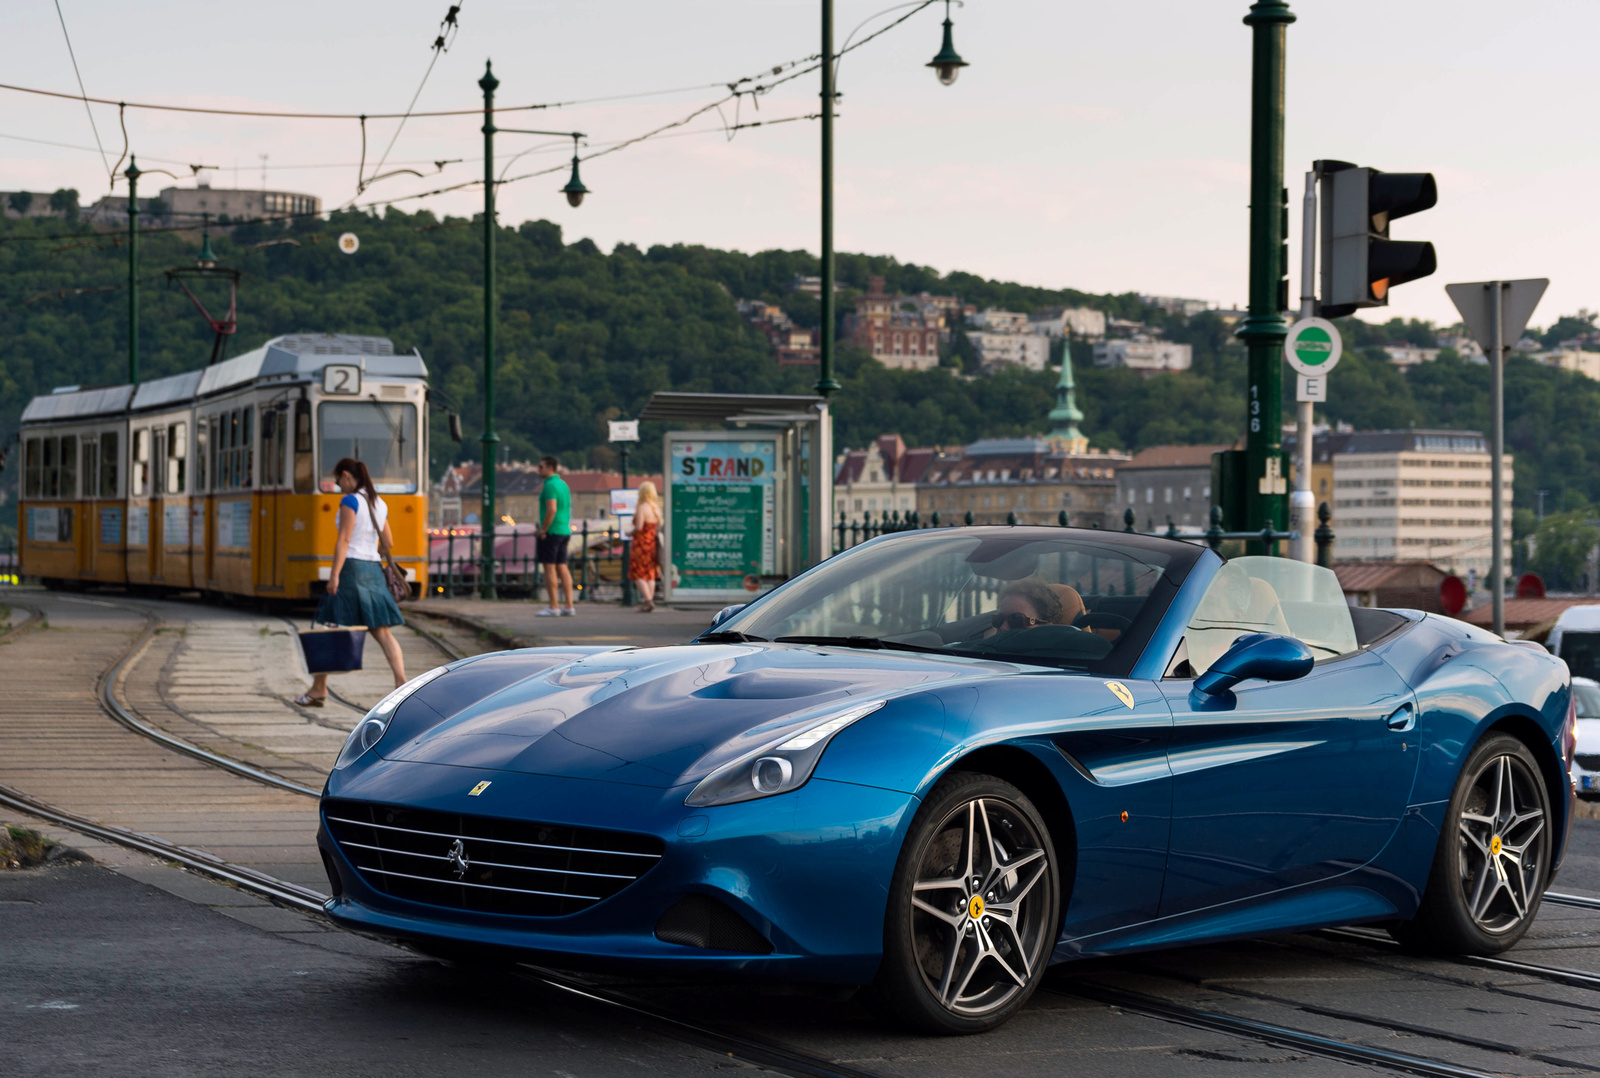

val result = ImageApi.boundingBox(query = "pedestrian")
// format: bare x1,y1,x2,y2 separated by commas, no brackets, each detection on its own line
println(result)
629,480,663,613
294,458,407,706
535,455,575,617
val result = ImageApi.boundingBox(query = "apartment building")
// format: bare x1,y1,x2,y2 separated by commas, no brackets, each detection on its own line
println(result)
1331,430,1511,576
916,439,1127,529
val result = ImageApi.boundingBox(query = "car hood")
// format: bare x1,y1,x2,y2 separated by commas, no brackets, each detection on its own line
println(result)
380,643,1007,787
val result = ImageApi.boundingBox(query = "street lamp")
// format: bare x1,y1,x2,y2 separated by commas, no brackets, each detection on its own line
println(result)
477,59,588,598
926,0,968,86
812,0,967,566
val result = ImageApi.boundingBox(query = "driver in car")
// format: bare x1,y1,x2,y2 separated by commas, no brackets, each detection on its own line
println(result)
981,579,1069,639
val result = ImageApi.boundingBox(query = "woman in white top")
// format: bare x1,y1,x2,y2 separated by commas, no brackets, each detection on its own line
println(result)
294,457,407,707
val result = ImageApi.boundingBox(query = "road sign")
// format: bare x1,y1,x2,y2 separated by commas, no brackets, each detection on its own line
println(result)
337,232,359,255
608,419,639,442
1446,279,1548,351
1284,317,1342,376
1296,374,1326,402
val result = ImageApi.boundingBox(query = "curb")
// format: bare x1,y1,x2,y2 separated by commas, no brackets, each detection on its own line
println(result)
408,606,534,651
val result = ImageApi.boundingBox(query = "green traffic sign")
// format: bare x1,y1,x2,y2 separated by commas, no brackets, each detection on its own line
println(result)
1284,316,1343,376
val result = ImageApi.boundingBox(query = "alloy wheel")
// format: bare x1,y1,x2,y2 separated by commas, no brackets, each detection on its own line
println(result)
908,796,1053,1018
1457,753,1546,934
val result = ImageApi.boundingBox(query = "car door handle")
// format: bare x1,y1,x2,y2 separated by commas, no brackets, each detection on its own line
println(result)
1386,704,1416,732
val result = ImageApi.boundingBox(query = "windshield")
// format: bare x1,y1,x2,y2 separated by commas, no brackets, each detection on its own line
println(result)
319,401,418,494
1575,681,1600,718
716,528,1200,675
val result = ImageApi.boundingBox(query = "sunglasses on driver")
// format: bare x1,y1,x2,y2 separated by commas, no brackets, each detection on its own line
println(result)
990,612,1045,630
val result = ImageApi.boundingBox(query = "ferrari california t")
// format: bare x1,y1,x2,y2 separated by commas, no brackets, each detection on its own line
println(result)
318,528,1574,1033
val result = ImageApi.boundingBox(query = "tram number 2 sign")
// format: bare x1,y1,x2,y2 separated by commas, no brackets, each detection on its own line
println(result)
323,365,362,395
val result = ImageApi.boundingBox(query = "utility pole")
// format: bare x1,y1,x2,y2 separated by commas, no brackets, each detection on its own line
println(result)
810,0,840,568
479,62,500,599
1291,167,1316,562
1238,0,1295,548
1489,284,1504,639
126,157,140,385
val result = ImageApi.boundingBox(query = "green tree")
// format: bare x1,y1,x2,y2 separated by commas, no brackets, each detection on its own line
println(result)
1527,510,1599,591
7,192,32,216
48,189,79,220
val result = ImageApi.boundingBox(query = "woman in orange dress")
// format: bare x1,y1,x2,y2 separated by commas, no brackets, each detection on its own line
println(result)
629,480,662,612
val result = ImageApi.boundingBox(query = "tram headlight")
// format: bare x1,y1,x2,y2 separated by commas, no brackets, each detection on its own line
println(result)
333,665,450,770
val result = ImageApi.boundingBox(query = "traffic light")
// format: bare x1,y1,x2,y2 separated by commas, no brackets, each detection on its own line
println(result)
1317,160,1437,318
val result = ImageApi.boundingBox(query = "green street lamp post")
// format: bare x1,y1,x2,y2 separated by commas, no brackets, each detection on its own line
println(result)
126,156,141,385
1237,0,1295,548
477,59,586,598
811,0,965,564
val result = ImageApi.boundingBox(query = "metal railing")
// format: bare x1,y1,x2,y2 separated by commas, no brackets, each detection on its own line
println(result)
426,521,634,602
835,503,1335,564
0,535,16,586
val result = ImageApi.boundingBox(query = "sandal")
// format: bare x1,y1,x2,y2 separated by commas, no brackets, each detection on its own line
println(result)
292,693,326,708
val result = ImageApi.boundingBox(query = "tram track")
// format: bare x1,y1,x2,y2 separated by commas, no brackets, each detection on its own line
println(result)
17,590,1600,1076
0,598,45,644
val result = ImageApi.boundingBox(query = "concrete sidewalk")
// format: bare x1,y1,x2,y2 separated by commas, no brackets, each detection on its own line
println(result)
421,597,717,649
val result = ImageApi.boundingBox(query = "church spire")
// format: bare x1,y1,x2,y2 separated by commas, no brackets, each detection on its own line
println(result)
1048,343,1088,454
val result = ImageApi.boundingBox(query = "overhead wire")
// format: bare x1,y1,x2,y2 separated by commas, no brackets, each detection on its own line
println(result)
50,0,110,187
358,3,463,200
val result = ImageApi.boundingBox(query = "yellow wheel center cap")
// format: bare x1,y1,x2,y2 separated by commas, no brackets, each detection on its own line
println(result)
968,895,986,920
1490,835,1502,856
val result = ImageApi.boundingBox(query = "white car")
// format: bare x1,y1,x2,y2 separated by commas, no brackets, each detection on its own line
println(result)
1571,676,1600,798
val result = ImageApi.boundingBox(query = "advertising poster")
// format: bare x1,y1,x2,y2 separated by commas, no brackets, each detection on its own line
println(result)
128,505,150,547
216,500,251,549
164,504,191,547
27,506,59,543
668,438,776,597
99,506,123,546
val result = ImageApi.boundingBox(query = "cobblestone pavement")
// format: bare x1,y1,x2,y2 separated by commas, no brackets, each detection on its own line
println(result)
422,595,717,649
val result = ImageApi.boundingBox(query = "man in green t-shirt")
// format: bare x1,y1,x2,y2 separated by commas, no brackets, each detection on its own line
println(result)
535,456,575,616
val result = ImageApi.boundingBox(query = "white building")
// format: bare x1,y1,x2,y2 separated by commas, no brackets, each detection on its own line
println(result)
1539,349,1600,381
971,331,1050,372
1331,430,1511,577
1141,295,1212,317
1093,338,1192,373
967,309,1030,333
1384,345,1441,366
1028,307,1107,339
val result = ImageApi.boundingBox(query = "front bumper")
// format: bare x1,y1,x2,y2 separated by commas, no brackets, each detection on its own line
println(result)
318,756,917,983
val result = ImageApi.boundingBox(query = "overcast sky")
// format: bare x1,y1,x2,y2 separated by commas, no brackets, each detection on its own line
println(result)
4,0,1595,330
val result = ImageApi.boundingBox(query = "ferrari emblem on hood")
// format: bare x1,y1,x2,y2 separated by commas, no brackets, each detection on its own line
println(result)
1104,681,1135,709
468,781,492,796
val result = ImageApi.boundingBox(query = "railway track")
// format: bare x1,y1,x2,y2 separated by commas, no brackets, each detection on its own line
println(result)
12,589,1600,1078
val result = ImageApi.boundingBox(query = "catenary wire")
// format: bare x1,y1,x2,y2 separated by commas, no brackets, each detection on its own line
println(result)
360,2,463,199
51,0,110,187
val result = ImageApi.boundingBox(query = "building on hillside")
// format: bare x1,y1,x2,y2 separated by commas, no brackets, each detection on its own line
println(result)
1436,332,1485,360
916,439,1126,528
1538,349,1600,381
833,435,938,519
736,300,819,364
1114,444,1231,532
431,464,662,528
1027,306,1107,339
1093,338,1192,373
1384,345,1441,366
844,275,941,370
1333,561,1451,612
970,331,1050,372
84,180,321,228
1141,295,1212,318
1330,429,1511,576
966,309,1030,333
906,291,973,327
3,189,81,220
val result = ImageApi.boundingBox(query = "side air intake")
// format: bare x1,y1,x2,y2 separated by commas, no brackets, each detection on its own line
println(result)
654,894,773,954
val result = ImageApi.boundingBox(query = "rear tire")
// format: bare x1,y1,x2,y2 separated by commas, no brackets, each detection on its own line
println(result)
874,772,1060,1034
1390,733,1551,954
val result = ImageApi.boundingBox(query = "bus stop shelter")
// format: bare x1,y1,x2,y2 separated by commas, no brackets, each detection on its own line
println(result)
637,392,831,603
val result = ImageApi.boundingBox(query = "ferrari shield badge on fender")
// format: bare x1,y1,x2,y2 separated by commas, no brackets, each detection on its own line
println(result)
1104,681,1135,709
468,781,492,796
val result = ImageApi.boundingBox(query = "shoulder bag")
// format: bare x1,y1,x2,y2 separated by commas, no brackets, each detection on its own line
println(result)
298,595,367,674
364,494,412,603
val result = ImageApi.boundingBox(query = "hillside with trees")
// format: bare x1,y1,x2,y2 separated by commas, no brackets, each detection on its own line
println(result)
4,208,1600,544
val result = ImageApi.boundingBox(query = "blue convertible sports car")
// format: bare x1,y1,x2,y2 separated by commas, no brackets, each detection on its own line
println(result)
318,528,1576,1033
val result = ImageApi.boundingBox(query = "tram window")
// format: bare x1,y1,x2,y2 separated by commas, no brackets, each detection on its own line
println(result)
195,422,208,492
23,438,40,498
99,432,119,498
42,436,58,498
132,429,149,496
60,436,78,500
318,401,418,493
293,399,315,493
242,407,254,487
166,422,187,494
81,437,97,500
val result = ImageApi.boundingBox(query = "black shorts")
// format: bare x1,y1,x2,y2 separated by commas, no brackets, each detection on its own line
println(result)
536,534,570,565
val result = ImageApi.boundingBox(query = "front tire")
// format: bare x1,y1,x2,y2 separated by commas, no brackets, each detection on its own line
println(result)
875,772,1060,1034
1391,733,1551,954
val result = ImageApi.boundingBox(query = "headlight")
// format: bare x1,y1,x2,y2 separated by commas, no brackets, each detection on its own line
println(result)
684,700,885,807
333,665,451,770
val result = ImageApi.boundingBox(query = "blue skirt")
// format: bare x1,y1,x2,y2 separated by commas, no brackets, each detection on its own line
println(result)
328,558,404,628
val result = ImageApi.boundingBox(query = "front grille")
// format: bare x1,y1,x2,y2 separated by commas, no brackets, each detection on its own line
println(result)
655,894,773,954
323,798,664,917
1576,754,1600,772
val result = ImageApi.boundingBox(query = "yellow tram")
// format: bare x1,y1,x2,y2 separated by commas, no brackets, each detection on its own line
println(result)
18,333,429,601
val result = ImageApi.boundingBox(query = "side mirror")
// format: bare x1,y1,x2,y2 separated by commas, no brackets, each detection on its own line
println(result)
1195,633,1314,696
710,604,748,629
448,413,463,444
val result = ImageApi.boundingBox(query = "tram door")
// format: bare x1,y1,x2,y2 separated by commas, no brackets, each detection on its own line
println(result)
255,405,286,592
78,433,98,579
